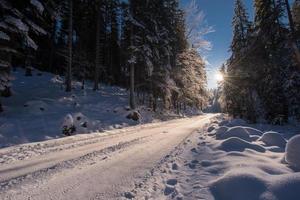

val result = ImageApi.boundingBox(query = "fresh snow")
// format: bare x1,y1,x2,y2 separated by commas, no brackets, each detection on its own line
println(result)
0,69,193,148
130,116,300,200
260,131,287,148
30,0,44,14
285,135,300,170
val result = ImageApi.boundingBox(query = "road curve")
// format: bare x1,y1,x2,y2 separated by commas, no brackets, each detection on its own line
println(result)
0,114,216,200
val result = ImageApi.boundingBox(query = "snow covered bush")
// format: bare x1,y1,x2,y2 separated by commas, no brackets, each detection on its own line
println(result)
285,135,300,169
260,131,286,148
218,137,265,153
216,126,250,141
214,126,228,137
62,114,76,136
210,170,267,200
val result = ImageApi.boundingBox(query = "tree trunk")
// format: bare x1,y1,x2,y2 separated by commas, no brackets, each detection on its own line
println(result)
65,0,73,92
25,54,32,76
94,8,103,91
48,21,56,73
129,0,135,110
0,99,3,113
130,63,135,109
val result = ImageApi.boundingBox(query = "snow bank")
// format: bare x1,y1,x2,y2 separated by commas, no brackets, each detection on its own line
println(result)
285,135,300,169
214,126,228,137
260,131,286,148
217,137,266,153
210,170,267,200
210,170,300,200
244,127,263,136
216,126,251,141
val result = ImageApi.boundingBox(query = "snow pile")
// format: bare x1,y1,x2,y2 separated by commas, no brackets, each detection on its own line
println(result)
210,170,267,200
244,127,263,136
217,137,265,152
216,126,251,141
285,135,300,170
210,170,300,200
129,117,300,200
214,126,228,137
260,131,287,148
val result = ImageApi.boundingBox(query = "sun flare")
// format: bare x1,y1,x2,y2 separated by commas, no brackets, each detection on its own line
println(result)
215,72,224,82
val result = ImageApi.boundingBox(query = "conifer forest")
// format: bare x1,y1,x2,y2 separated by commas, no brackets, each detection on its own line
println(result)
1,1,300,200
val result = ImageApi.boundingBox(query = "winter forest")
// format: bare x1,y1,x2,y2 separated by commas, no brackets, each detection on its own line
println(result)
1,0,300,199
219,0,300,124
0,0,208,113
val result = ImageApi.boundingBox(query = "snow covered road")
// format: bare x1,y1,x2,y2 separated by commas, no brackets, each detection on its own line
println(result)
0,114,216,200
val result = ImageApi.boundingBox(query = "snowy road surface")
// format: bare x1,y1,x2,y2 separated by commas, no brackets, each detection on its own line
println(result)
0,114,216,200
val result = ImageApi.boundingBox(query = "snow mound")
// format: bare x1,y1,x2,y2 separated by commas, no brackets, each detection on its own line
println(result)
210,170,300,200
214,126,228,137
210,171,267,200
244,127,263,136
269,173,300,200
216,126,250,141
218,137,266,153
285,135,300,170
260,131,286,148
226,118,247,127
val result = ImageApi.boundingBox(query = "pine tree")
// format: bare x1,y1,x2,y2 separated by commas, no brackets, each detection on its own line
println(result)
225,0,254,120
293,0,300,34
0,0,55,111
252,0,289,122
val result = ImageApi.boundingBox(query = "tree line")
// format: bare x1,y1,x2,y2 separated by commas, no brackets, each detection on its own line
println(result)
221,0,300,123
0,0,209,113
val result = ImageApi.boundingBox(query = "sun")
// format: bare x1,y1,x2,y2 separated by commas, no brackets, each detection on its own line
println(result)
215,72,224,82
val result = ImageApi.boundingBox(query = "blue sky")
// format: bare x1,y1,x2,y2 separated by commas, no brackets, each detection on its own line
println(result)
180,0,294,88
180,0,254,89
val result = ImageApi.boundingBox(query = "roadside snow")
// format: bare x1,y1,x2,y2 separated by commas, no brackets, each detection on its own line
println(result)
0,69,192,148
129,116,300,200
285,135,300,170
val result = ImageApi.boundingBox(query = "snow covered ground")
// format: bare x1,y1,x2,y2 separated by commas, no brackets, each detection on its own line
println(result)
0,68,190,148
0,115,215,199
131,116,300,200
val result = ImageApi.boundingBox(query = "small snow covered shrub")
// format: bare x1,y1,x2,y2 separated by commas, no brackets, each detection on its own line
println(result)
126,111,141,121
218,137,265,153
210,171,267,200
216,126,250,141
62,114,76,136
260,131,286,148
285,135,300,169
215,126,228,138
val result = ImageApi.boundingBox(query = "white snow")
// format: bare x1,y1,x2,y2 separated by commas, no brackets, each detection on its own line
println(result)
0,69,195,148
130,116,300,200
30,0,44,14
0,31,10,41
260,131,287,148
217,137,266,152
285,135,300,170
216,126,251,141
5,16,29,32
